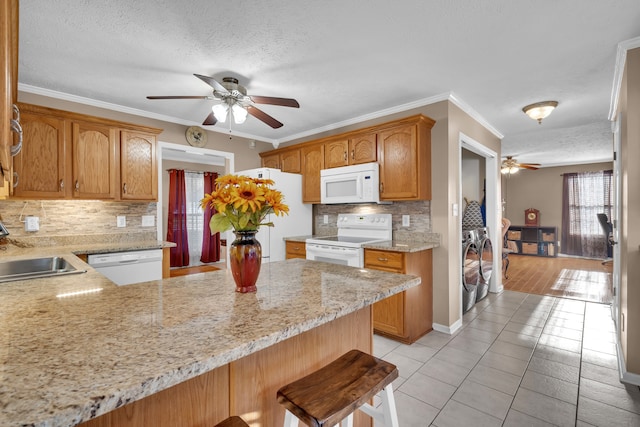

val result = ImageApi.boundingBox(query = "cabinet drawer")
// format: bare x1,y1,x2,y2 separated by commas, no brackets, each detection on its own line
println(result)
285,241,306,259
364,249,404,272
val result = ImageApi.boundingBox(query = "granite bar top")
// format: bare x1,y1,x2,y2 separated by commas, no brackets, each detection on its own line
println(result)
0,253,419,427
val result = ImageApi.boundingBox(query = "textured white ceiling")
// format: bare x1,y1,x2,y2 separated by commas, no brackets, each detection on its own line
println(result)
17,0,640,167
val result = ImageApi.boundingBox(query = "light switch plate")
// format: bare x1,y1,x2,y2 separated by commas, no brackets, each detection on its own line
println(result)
323,215,328,224
117,216,126,228
402,215,410,227
141,215,155,227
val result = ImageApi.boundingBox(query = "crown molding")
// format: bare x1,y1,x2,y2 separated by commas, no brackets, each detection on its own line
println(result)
609,36,640,121
19,84,503,148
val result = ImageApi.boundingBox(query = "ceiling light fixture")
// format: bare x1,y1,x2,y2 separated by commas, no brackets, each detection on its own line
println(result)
522,101,558,124
212,100,248,125
501,165,519,175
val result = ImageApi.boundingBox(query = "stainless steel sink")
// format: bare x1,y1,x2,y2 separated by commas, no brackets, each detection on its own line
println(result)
0,257,86,283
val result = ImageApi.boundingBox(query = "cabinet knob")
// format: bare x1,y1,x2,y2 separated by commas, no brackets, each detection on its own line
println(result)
343,151,347,161
351,149,355,160
377,257,389,262
59,179,64,190
380,182,384,193
75,180,79,191
123,183,127,194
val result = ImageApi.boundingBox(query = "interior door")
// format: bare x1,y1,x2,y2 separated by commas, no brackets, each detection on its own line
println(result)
612,114,622,326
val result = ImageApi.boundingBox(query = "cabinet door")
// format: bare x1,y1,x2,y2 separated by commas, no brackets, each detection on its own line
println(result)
324,139,349,169
365,249,406,337
120,131,157,200
280,149,301,173
72,122,117,199
12,113,67,198
0,0,18,178
378,124,419,200
301,144,324,203
349,132,377,165
261,153,280,169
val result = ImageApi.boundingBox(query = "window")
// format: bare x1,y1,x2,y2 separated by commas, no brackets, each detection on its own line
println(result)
185,171,205,264
561,170,613,257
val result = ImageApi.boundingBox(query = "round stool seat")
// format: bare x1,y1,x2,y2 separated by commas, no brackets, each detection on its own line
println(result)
277,349,399,426
214,416,249,427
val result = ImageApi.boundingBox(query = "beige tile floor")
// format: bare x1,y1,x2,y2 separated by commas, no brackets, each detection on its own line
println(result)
373,290,640,426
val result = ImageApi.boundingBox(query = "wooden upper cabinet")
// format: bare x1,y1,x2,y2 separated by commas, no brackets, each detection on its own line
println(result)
0,0,19,179
260,148,301,173
72,122,117,199
349,132,377,165
120,131,157,200
324,138,349,168
261,152,280,169
301,144,324,203
12,113,67,198
324,133,376,169
378,116,433,201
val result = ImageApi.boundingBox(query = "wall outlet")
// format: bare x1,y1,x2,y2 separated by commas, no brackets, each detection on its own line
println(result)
116,215,126,228
323,214,329,224
402,215,410,227
24,216,39,232
141,215,155,227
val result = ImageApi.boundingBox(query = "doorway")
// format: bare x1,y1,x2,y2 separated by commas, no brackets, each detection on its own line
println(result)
156,142,235,268
459,132,501,314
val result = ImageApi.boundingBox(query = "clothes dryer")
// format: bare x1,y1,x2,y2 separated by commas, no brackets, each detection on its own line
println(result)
475,227,493,301
462,229,479,313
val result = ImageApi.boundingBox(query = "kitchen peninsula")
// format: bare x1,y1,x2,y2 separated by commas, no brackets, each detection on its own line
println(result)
0,255,419,427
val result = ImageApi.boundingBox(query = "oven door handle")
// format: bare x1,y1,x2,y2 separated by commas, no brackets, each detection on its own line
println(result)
306,245,358,255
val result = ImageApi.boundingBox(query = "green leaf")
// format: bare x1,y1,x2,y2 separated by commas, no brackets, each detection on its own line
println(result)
209,214,231,234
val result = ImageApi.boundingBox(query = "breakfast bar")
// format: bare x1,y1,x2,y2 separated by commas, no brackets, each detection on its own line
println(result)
0,256,420,427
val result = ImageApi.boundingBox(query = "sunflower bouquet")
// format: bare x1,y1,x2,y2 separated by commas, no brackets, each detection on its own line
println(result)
201,174,290,234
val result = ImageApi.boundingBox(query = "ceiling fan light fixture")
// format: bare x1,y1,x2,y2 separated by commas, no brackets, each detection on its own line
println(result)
231,103,248,124
212,103,229,122
522,101,558,124
501,165,519,175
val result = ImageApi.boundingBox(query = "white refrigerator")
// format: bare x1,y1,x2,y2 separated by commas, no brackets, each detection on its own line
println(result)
234,167,312,263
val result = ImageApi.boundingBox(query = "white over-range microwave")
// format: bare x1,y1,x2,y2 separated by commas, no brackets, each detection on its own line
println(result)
320,162,380,204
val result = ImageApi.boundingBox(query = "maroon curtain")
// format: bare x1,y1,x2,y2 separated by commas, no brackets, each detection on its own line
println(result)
166,169,190,267
201,172,221,263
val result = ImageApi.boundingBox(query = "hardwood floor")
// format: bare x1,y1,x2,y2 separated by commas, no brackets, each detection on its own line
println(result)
169,264,221,277
503,254,613,304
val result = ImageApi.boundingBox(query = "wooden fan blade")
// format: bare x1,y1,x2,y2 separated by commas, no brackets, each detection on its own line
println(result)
247,106,283,128
202,111,217,126
147,95,211,99
194,74,229,94
250,95,300,108
519,164,540,170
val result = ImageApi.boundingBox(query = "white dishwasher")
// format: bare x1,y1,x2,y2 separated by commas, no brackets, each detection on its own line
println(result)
87,249,163,286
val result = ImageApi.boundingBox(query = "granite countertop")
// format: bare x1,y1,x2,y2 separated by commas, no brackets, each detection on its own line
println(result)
0,253,419,427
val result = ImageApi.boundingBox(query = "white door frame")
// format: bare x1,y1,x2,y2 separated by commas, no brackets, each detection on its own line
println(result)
156,141,235,241
459,132,502,318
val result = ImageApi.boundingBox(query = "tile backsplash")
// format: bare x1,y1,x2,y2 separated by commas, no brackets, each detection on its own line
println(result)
313,200,439,242
0,200,157,244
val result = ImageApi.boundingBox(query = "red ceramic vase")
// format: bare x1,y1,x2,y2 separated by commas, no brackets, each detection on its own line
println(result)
229,230,262,293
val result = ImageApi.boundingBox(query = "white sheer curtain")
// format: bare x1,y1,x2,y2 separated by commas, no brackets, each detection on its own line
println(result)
185,172,205,265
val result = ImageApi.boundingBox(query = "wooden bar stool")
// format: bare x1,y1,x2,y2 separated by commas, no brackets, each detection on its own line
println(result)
213,416,249,427
277,349,399,427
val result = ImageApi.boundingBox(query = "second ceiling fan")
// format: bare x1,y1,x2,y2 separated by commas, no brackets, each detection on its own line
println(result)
501,156,541,174
147,74,299,129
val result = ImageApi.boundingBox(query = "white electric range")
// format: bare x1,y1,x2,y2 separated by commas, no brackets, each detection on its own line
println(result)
305,213,392,268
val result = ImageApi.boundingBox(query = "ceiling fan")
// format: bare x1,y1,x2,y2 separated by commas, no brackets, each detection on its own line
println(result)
501,156,541,174
147,74,299,129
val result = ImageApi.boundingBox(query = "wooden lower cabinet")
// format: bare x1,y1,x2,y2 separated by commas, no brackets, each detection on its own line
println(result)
365,248,433,343
78,307,373,427
285,241,306,259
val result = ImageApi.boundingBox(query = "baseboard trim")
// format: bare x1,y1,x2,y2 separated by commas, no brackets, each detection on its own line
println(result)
616,340,640,386
433,319,463,335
